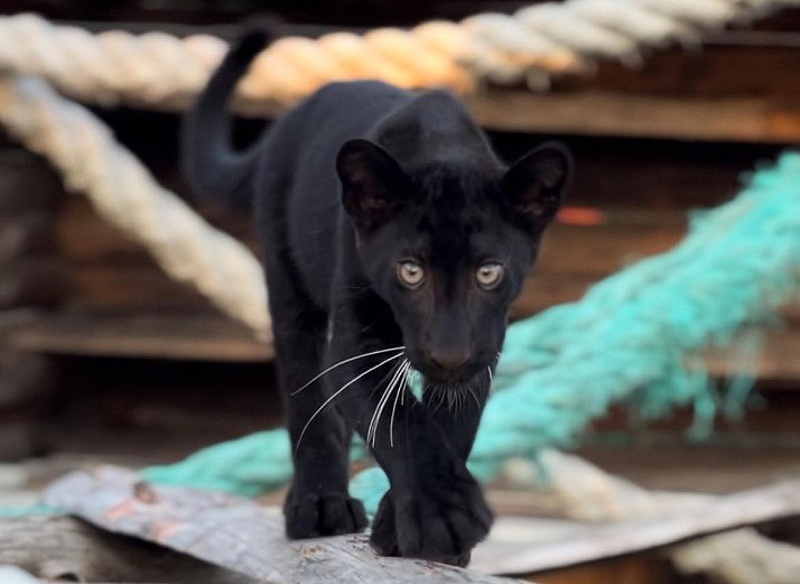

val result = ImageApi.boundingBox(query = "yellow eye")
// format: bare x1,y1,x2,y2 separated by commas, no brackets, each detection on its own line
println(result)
476,263,504,289
397,261,425,288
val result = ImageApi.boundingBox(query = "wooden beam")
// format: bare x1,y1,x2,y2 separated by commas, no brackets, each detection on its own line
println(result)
704,328,800,382
0,515,256,583
467,91,800,143
42,466,532,583
472,479,800,575
43,465,800,579
9,312,272,362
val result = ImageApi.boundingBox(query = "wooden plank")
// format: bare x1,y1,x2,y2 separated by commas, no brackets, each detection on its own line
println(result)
472,479,800,576
469,29,800,142
586,32,800,99
526,558,667,584
574,441,800,497
704,328,800,381
0,516,256,583
43,465,800,579
64,267,215,312
9,312,273,362
467,91,800,142
56,195,255,313
9,284,799,383
43,466,532,584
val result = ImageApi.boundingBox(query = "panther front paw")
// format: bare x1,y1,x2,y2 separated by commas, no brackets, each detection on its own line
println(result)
284,491,368,538
370,470,493,567
369,491,399,556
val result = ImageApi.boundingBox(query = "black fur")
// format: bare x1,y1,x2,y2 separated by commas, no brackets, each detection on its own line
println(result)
183,30,571,566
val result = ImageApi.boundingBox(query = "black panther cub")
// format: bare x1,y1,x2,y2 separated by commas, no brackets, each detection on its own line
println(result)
183,30,571,566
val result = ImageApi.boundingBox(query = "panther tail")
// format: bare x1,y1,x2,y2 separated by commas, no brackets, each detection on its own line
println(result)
182,29,272,209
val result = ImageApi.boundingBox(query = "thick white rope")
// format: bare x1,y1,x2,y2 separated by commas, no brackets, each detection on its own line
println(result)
1,0,798,109
0,75,271,338
0,2,794,338
505,450,800,584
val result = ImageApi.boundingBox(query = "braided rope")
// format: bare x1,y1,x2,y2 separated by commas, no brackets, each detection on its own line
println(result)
1,0,798,111
0,75,271,337
467,151,800,481
0,3,794,337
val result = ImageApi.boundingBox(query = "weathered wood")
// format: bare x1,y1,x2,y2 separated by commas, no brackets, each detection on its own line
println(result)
0,139,65,459
11,306,800,382
585,32,800,100
0,258,66,310
0,515,257,583
468,91,800,142
472,479,800,575
0,343,55,457
0,212,55,264
470,28,800,142
43,465,532,584
519,557,668,584
0,342,57,460
0,141,62,215
704,328,800,381
43,465,800,579
10,312,273,362
55,195,250,313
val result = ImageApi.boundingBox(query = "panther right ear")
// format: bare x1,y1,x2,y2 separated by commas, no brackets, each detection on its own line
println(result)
503,142,572,232
336,139,410,233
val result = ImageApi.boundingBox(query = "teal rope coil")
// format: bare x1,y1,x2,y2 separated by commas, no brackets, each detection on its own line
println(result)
144,152,800,514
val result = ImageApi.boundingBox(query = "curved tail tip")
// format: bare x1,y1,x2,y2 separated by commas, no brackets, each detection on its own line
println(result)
230,29,272,64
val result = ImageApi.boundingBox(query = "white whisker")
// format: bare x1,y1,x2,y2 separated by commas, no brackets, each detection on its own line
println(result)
371,360,402,401
389,360,412,447
296,352,403,449
466,382,481,409
367,358,407,446
367,361,408,448
431,385,447,413
446,387,456,412
369,388,392,448
291,345,405,395
487,366,493,384
454,386,464,412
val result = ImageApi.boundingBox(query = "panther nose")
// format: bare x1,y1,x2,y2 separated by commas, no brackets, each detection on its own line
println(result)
429,348,471,370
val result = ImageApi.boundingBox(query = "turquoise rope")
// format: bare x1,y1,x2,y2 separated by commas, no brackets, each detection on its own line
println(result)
0,504,59,518
138,152,799,513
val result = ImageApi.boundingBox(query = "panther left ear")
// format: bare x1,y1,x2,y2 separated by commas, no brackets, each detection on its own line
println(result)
336,139,410,233
503,142,572,229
